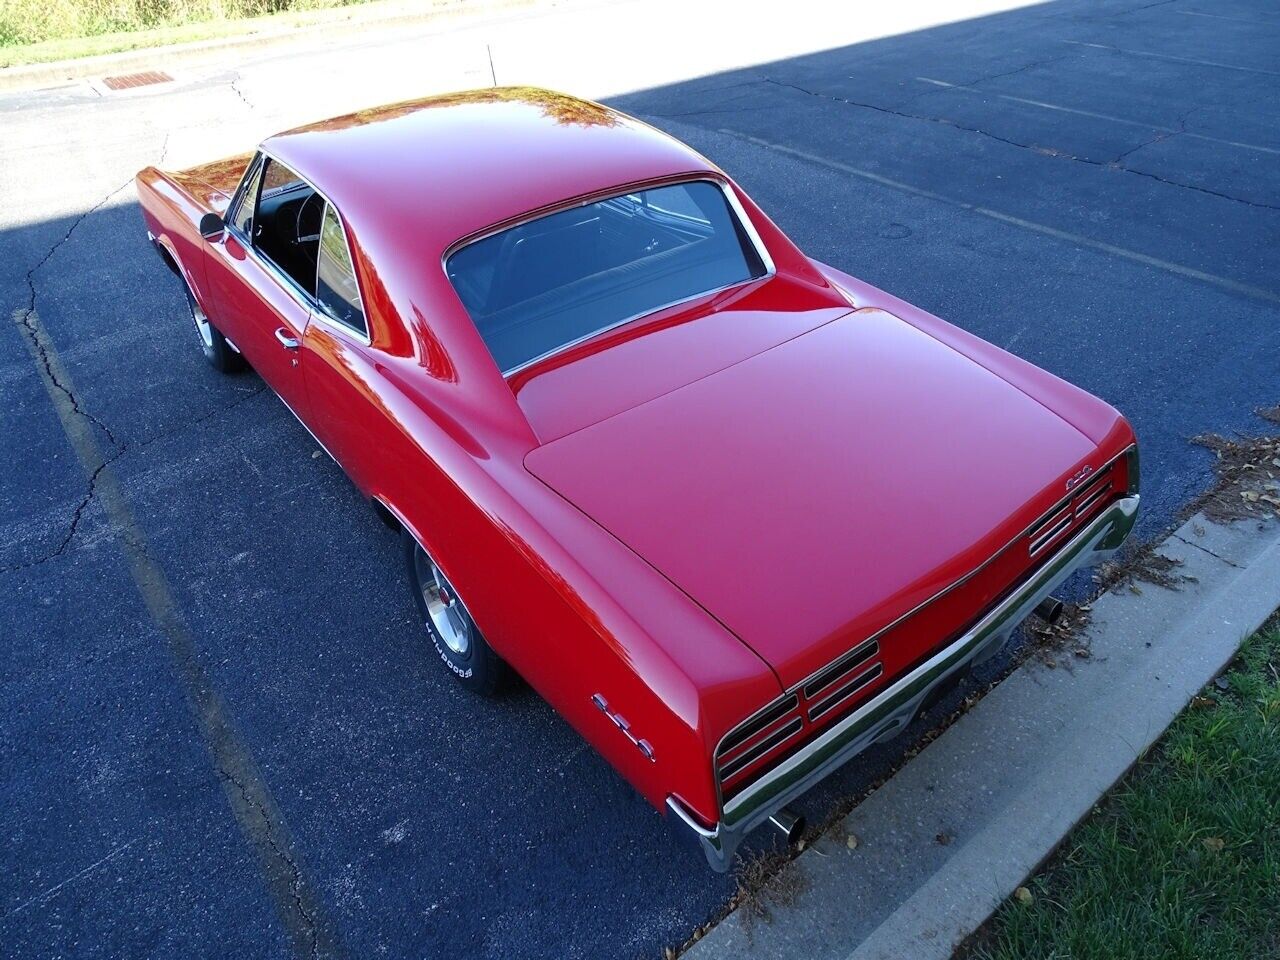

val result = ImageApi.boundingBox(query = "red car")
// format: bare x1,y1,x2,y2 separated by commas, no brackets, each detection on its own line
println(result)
136,87,1139,870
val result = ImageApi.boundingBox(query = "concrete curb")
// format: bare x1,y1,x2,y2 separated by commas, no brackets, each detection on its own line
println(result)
684,511,1280,960
0,0,557,93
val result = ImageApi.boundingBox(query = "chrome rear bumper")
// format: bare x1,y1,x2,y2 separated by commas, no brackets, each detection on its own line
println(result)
668,493,1140,871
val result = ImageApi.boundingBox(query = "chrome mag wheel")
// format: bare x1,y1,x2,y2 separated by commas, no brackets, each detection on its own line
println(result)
414,545,472,659
401,531,509,695
189,292,214,349
177,274,243,374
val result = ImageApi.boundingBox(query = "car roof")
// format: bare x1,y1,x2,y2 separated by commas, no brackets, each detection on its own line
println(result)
262,87,718,255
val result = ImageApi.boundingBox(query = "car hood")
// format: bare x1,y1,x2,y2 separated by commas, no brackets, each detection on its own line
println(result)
524,309,1097,689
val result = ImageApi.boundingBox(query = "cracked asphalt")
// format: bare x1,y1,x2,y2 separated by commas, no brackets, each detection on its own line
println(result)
2,0,1277,957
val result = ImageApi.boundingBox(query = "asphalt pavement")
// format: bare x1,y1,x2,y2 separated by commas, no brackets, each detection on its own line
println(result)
2,0,1278,957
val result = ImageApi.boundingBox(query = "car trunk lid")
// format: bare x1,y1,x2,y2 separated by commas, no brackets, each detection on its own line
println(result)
524,309,1097,689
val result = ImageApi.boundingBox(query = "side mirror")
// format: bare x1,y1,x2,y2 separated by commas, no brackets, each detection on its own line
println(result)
199,212,226,240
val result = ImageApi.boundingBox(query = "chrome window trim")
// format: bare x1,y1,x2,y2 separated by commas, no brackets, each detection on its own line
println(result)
226,152,264,231
439,176,776,378
711,442,1138,807
500,275,765,379
313,200,371,341
224,147,372,347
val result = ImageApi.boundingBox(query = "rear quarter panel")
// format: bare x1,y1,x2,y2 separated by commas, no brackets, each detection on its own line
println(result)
813,260,1131,450
296,207,788,825
343,350,782,821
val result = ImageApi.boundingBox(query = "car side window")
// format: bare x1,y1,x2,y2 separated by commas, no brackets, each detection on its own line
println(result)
315,203,367,336
230,157,263,237
251,157,324,296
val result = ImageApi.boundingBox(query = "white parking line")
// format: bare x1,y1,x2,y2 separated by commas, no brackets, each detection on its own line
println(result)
717,129,1280,307
1062,39,1280,78
4,840,136,918
1175,9,1280,27
915,77,1280,156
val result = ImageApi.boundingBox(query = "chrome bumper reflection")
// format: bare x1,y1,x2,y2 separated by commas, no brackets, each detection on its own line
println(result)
669,494,1140,871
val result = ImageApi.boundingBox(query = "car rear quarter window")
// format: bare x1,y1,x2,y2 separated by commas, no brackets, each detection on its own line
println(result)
446,180,768,373
230,156,263,235
261,157,306,196
315,203,366,336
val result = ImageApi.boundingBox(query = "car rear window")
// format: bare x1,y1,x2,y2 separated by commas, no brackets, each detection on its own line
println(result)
445,180,768,373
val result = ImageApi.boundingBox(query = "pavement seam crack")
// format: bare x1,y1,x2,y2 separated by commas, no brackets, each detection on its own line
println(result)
1,454,118,573
1121,0,1180,14
216,767,319,960
954,54,1072,89
231,74,255,111
1,383,267,574
762,78,1280,211
14,182,132,450
6,134,178,572
1172,532,1245,569
10,127,336,956
1109,105,1200,164
1110,128,1172,164
132,382,269,452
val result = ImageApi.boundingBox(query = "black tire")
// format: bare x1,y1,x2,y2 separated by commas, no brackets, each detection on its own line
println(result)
403,530,509,695
182,281,245,374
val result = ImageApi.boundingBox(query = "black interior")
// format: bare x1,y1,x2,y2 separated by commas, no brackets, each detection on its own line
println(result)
253,181,322,293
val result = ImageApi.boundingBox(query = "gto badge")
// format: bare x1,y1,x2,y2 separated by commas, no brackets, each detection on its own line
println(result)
1065,464,1095,491
591,694,656,762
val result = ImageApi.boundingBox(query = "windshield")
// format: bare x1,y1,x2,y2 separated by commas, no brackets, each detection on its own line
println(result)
446,180,768,372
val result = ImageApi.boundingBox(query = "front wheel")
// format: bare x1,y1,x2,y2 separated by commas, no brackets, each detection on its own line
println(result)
404,531,509,696
183,281,244,373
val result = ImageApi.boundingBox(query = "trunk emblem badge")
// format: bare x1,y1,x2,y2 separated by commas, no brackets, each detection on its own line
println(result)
1066,465,1094,491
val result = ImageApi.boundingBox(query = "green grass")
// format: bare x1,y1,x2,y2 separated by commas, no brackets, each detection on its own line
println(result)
0,0,372,66
971,624,1280,960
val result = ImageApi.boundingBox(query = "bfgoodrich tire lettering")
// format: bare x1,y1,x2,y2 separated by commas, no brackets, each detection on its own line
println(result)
403,530,509,695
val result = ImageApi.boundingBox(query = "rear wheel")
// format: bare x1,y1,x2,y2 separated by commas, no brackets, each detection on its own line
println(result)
182,281,244,373
404,531,509,695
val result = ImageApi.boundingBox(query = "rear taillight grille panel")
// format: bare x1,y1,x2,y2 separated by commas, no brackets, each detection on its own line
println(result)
718,718,804,781
718,694,798,756
718,453,1129,800
802,639,878,701
1028,506,1073,556
715,642,886,794
1073,466,1114,519
807,662,883,721
1028,464,1118,557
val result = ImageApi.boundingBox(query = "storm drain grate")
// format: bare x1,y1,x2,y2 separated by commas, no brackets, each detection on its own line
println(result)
102,70,173,91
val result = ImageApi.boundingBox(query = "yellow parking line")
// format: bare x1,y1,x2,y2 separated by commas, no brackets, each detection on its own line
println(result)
12,306,344,959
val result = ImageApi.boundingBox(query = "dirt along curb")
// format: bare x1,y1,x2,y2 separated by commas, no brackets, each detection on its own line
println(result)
0,0,568,93
679,501,1280,959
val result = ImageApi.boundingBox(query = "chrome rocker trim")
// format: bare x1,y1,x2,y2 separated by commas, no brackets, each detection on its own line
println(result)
668,493,1140,871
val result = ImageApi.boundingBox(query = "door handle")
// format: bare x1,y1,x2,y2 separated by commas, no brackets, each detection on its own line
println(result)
274,327,300,349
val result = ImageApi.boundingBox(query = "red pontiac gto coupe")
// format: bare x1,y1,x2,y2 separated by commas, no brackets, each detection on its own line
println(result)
136,88,1138,869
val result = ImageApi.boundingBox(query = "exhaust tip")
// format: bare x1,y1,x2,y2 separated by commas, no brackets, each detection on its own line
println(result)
768,808,806,845
1034,597,1065,625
